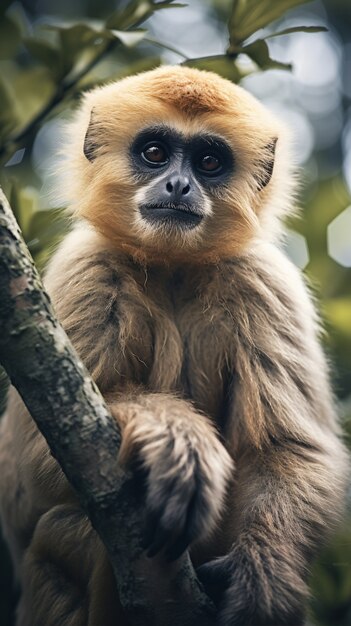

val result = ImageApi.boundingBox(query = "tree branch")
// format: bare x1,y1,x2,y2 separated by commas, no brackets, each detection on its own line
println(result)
0,188,216,626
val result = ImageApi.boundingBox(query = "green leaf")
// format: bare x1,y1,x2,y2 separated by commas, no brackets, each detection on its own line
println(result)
46,22,146,82
310,519,351,622
59,23,104,74
324,299,351,339
229,0,312,46
106,0,185,31
105,2,149,30
24,37,63,77
238,39,292,71
184,55,243,83
0,77,19,143
266,25,328,38
12,67,56,132
0,15,21,59
6,179,69,266
44,23,108,76
152,2,186,9
27,208,69,269
110,29,146,47
0,0,13,17
10,184,40,237
26,207,68,254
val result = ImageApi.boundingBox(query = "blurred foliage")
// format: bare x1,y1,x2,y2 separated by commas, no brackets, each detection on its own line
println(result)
0,0,325,167
310,521,351,626
0,1,350,625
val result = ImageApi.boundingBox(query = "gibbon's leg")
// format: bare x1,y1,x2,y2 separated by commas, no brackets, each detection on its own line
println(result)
16,504,125,626
108,392,233,562
197,432,347,626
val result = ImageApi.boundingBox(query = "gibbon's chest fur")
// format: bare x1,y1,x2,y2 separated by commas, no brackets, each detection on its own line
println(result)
48,227,320,452
105,259,236,425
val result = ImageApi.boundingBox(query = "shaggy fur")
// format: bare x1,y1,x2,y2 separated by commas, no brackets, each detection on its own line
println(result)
0,66,348,626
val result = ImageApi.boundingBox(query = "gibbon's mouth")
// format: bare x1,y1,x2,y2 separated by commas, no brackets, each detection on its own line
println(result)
140,203,203,229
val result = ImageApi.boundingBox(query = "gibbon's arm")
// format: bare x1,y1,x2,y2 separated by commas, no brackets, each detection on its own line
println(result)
198,243,349,626
44,226,233,560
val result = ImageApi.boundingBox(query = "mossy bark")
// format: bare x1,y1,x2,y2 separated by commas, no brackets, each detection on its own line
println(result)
0,188,215,626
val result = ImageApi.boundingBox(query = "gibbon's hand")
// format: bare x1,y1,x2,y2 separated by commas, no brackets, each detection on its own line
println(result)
118,404,233,562
197,545,306,626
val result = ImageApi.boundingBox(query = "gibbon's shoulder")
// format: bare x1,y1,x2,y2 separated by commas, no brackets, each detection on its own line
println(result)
43,225,126,292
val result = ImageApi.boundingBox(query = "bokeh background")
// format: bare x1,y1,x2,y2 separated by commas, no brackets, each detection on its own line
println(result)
0,1,350,624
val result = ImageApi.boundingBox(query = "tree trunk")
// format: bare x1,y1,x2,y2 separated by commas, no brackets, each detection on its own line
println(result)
0,188,215,626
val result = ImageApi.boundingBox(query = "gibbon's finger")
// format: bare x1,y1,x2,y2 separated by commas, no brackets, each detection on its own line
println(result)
145,499,189,558
142,482,185,550
144,469,197,549
145,487,195,558
165,487,204,562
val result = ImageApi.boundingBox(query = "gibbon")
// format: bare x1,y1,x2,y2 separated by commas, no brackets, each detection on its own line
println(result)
0,65,349,626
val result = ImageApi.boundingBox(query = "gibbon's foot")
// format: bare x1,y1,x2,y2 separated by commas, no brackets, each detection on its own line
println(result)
197,549,306,626
118,405,233,562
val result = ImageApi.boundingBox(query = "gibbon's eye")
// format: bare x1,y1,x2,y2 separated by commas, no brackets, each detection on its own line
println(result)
197,153,222,175
141,143,169,166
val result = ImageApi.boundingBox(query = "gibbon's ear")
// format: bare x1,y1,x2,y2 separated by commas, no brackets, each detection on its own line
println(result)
83,108,99,162
256,138,277,191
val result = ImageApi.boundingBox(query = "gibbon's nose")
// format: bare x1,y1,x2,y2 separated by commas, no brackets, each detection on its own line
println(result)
165,175,191,201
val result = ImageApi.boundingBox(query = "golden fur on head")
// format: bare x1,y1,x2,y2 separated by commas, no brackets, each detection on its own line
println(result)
62,65,294,264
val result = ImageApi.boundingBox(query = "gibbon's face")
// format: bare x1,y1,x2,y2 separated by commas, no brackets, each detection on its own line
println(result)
130,125,234,229
69,66,289,263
